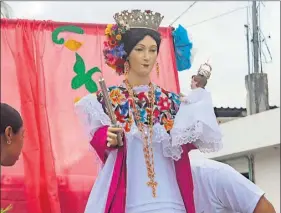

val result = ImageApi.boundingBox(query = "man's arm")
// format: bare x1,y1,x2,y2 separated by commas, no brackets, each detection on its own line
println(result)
253,195,276,213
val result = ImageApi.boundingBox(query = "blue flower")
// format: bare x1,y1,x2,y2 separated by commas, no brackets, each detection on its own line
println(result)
139,108,146,123
155,88,161,101
171,93,181,106
120,101,129,115
110,44,127,58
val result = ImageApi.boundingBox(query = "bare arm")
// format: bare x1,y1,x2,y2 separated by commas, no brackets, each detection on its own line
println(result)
253,195,276,213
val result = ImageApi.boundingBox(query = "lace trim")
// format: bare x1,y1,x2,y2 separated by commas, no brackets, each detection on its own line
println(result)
75,95,223,162
170,120,223,154
75,94,112,168
125,123,169,145
162,139,183,161
124,123,183,161
75,94,111,141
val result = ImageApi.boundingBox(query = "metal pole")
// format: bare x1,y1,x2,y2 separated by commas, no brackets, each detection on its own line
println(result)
248,154,255,183
252,1,260,73
245,24,252,115
245,25,251,76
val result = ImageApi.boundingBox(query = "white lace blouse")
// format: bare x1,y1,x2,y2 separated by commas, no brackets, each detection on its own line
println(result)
75,85,222,213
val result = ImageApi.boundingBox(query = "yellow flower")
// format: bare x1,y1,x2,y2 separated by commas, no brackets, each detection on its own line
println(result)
74,97,81,103
162,117,174,131
105,28,111,36
109,89,126,105
64,39,82,51
116,34,122,41
107,63,116,69
107,24,113,29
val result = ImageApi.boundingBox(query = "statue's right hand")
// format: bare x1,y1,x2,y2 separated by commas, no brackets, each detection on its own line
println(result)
106,127,123,147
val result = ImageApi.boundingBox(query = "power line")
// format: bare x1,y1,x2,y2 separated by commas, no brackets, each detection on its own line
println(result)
247,1,272,65
186,5,248,28
169,1,197,27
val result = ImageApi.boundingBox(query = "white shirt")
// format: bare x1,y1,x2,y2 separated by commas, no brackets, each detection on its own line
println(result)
190,157,264,213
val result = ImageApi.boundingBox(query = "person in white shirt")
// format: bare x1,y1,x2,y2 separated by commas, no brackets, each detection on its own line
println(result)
190,157,276,213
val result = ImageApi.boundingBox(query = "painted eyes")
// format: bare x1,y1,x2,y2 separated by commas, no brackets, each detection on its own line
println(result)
135,48,157,53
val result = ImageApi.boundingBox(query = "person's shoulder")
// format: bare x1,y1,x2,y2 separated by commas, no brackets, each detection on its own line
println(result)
190,157,225,172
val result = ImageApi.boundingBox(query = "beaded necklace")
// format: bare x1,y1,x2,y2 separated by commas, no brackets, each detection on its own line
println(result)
125,79,158,197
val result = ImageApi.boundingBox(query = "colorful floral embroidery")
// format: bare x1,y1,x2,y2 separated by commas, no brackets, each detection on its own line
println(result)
97,84,180,133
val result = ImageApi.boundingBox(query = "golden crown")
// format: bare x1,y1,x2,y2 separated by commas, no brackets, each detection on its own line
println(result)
113,9,164,31
198,62,212,79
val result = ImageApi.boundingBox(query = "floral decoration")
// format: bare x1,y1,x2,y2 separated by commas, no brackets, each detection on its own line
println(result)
52,25,102,103
96,84,181,133
103,23,129,75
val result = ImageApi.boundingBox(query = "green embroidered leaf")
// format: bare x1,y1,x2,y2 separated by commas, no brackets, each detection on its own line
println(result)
71,75,84,89
73,53,85,74
52,25,84,45
87,67,101,75
85,80,98,93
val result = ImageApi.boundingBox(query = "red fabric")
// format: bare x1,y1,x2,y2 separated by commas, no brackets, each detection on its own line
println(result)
90,126,117,164
104,138,127,213
174,144,196,213
0,18,180,213
90,126,127,213
93,127,195,213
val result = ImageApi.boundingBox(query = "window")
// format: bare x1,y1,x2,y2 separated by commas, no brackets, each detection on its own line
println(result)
241,172,250,179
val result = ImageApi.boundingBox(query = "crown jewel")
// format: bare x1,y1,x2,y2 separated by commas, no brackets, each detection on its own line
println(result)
198,62,212,79
113,10,164,31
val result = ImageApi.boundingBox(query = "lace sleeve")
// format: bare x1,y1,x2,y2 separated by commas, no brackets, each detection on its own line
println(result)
75,94,111,141
170,91,223,153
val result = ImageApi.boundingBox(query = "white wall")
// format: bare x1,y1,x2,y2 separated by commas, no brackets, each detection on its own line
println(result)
205,108,280,159
254,146,280,213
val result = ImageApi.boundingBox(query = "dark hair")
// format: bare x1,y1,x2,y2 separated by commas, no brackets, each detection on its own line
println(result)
0,103,23,135
121,28,162,57
192,74,208,88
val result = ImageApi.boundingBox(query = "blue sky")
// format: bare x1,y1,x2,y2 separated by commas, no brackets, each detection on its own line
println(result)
6,1,280,107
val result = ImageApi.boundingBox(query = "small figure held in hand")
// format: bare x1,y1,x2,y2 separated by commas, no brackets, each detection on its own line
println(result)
172,62,222,151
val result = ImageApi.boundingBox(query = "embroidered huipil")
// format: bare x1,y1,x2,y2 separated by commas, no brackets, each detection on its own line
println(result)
75,83,222,213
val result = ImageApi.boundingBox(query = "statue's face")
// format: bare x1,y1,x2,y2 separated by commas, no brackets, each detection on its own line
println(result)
191,76,198,89
128,35,158,77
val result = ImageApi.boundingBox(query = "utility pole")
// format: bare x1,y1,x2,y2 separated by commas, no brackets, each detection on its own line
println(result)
244,24,252,114
245,1,269,115
252,0,260,74
245,25,251,76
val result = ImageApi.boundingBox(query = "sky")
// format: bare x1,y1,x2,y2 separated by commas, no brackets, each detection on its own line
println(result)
6,1,280,107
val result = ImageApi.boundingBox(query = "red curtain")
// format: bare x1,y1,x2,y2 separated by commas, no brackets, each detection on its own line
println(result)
0,19,180,213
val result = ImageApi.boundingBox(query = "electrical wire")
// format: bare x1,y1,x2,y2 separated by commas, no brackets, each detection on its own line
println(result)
186,5,248,28
246,1,254,74
169,1,197,27
248,1,272,65
259,29,273,63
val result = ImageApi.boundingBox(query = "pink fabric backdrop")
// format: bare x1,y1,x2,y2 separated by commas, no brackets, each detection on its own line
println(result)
0,19,180,213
